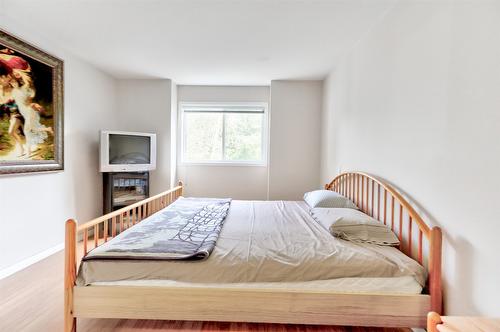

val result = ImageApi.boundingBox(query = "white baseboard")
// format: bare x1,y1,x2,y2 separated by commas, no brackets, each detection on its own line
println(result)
0,242,64,280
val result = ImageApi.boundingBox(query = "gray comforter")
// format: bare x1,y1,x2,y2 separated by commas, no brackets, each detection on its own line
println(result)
83,197,231,261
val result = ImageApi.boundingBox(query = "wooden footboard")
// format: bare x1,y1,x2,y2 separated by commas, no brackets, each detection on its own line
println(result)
64,183,183,332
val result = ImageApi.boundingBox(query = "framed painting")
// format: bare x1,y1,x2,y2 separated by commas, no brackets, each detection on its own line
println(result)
0,29,63,174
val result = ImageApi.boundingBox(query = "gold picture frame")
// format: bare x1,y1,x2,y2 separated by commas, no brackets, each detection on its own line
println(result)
0,28,63,174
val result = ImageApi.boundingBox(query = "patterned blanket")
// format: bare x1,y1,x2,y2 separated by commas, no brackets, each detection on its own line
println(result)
83,197,232,261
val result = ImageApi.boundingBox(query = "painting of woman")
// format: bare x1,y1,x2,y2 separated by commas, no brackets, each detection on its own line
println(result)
0,29,63,174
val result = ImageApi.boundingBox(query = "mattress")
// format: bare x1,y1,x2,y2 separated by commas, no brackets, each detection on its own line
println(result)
77,200,427,292
91,276,423,295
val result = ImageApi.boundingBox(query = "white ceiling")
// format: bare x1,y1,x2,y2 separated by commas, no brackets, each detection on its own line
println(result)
3,0,395,85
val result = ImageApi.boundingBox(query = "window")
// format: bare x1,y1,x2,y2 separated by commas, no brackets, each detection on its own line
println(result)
180,103,268,165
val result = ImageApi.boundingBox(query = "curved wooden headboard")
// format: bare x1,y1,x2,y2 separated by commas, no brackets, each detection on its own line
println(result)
325,172,442,314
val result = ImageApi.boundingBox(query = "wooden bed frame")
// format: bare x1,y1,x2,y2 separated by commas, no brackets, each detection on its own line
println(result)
64,172,442,331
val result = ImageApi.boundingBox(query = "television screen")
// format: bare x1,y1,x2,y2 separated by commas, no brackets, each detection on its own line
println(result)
109,134,151,165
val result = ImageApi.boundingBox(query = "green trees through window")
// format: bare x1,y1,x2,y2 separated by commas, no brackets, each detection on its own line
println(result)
184,112,223,161
182,104,266,164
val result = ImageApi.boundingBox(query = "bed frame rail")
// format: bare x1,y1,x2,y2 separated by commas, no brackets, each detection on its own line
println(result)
73,286,430,328
64,182,183,332
325,172,442,314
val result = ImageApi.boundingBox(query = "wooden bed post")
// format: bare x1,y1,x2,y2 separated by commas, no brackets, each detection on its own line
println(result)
178,181,183,196
65,219,77,332
429,227,443,314
427,311,442,332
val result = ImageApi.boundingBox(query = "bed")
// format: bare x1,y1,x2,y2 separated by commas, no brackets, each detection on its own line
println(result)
64,172,442,331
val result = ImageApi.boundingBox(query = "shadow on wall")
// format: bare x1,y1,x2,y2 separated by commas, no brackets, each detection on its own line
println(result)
379,175,479,316
445,236,478,316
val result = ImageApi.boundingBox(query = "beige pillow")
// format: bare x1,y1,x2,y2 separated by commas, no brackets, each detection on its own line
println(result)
311,208,400,246
303,190,358,209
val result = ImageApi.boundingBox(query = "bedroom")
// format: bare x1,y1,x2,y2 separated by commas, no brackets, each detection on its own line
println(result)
0,0,499,331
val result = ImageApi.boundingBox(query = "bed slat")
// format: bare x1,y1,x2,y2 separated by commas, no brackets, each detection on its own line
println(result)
408,216,413,258
83,229,88,255
93,224,98,248
377,183,381,220
112,216,116,237
383,189,387,225
390,196,395,231
104,218,108,242
356,174,360,207
418,229,423,264
371,179,374,217
361,176,365,212
399,205,403,250
365,177,369,214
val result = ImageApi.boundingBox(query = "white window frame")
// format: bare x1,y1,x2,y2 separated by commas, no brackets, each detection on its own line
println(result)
179,102,269,166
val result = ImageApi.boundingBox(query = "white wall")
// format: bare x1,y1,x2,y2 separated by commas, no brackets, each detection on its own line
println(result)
269,80,322,200
321,1,500,316
115,79,172,195
176,85,270,200
0,16,117,273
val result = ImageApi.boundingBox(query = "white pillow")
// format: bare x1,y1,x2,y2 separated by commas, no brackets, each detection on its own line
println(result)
303,190,358,209
310,208,400,246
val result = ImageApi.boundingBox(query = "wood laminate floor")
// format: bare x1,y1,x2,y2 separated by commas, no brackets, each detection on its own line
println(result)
0,250,412,332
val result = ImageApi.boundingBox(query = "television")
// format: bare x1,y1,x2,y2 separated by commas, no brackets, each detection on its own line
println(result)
100,131,157,172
